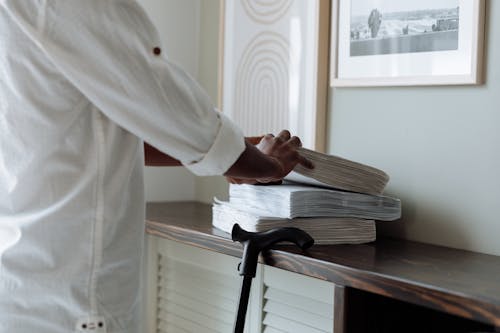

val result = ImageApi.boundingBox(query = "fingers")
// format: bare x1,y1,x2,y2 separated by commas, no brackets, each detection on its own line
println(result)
288,136,302,147
253,129,311,179
261,133,275,144
264,130,300,147
276,130,302,148
277,130,291,141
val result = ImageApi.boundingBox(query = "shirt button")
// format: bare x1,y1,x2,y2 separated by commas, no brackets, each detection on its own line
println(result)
153,47,162,56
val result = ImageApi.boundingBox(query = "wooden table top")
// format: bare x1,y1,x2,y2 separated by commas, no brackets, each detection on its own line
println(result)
146,201,500,327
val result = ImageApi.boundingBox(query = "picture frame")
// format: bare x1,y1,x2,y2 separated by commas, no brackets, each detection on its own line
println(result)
330,0,486,87
218,0,331,152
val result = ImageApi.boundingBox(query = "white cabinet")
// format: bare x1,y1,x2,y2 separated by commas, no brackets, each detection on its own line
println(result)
146,237,336,333
262,266,334,333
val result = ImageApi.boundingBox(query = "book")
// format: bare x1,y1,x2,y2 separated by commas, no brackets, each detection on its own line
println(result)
228,183,401,221
287,147,390,195
212,148,400,246
212,200,376,245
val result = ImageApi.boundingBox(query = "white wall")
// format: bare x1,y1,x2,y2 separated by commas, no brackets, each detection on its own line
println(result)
140,0,228,203
194,0,232,203
329,1,500,256
140,0,201,202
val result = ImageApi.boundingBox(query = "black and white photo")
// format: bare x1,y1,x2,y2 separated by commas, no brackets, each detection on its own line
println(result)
331,0,485,86
350,0,460,56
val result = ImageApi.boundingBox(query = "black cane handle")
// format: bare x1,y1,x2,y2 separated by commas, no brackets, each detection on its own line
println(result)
231,224,314,278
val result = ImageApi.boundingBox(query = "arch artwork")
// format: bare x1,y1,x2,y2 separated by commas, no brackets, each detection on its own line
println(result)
240,0,293,24
234,32,290,135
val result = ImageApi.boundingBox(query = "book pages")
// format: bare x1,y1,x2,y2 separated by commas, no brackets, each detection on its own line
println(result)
288,148,389,195
229,184,401,220
213,201,376,245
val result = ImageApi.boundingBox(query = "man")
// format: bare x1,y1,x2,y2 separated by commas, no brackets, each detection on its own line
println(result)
0,1,311,332
368,8,382,38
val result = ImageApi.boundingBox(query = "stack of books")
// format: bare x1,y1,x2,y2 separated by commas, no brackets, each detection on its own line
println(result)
212,148,401,245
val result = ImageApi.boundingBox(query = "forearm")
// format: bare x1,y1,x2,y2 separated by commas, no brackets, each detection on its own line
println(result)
145,137,264,168
144,139,271,169
144,143,182,166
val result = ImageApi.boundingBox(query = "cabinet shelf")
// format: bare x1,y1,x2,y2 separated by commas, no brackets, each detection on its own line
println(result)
146,201,500,330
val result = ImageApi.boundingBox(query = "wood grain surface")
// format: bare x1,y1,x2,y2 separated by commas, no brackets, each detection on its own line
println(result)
146,201,500,327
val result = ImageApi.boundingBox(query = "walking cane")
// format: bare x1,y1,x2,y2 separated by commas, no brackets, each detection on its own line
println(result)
231,224,314,333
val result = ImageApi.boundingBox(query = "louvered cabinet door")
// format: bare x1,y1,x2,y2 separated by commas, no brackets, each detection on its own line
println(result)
153,239,261,333
261,266,337,333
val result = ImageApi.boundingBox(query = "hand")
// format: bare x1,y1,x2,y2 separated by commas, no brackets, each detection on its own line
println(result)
255,130,313,183
225,130,313,185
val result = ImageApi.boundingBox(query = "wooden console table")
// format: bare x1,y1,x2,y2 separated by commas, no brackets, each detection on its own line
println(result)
146,202,500,333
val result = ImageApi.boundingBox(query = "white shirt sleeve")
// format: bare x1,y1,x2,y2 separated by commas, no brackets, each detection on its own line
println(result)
3,0,245,176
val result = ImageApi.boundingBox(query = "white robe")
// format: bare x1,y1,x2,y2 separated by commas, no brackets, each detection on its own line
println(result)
0,1,245,332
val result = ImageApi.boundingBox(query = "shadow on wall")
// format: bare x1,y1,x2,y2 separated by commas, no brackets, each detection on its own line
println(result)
376,194,473,250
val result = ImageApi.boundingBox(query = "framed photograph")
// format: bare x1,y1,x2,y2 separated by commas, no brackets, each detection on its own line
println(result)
330,0,486,87
219,0,331,151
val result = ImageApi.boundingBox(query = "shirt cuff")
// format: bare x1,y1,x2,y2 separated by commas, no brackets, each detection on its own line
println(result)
185,111,245,176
